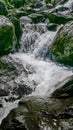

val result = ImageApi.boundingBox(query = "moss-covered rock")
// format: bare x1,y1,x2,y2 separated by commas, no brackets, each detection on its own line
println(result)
0,16,16,56
50,21,73,66
29,13,45,23
11,0,25,8
48,13,73,24
9,16,22,49
0,0,8,15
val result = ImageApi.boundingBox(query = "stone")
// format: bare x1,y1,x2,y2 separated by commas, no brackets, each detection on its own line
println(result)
20,16,32,27
0,55,33,96
47,23,58,31
3,118,27,130
0,1,8,15
0,16,16,56
11,0,25,8
9,16,22,49
48,13,73,24
52,77,73,98
1,96,73,130
0,89,9,97
29,13,45,23
50,21,73,66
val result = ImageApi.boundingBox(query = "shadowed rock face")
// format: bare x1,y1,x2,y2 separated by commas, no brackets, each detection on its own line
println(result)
2,118,27,130
52,77,73,98
0,1,8,15
0,16,16,56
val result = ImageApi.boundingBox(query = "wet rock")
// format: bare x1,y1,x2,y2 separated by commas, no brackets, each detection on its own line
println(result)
11,0,25,8
2,118,27,130
47,23,58,31
0,1,8,15
0,55,33,96
8,9,24,20
50,21,73,66
0,16,16,56
29,13,45,23
41,109,73,119
9,16,22,49
52,77,73,98
0,103,3,108
48,12,73,24
20,16,32,27
4,96,19,102
13,85,32,97
0,89,9,97
59,120,73,130
1,96,73,130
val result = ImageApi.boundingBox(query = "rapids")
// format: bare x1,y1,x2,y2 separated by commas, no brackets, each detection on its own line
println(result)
0,0,73,128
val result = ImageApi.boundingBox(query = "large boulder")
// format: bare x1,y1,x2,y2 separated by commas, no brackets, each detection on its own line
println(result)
1,95,73,130
0,16,16,56
50,21,73,66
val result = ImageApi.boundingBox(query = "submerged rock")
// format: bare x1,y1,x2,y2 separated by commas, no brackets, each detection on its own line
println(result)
0,16,16,56
50,21,73,66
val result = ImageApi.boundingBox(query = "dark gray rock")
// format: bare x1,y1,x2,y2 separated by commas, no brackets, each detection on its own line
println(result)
0,16,16,56
0,89,9,97
2,118,27,130
0,54,33,97
52,77,73,98
1,96,73,130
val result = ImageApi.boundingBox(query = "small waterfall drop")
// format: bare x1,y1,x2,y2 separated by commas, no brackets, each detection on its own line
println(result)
10,23,73,97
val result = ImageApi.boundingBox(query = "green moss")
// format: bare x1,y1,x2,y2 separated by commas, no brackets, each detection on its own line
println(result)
0,16,17,56
50,28,73,66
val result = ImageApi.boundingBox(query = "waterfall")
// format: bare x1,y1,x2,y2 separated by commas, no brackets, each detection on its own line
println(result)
0,0,73,126
9,23,73,97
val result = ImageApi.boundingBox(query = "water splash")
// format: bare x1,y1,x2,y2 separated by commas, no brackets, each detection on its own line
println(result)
10,53,73,96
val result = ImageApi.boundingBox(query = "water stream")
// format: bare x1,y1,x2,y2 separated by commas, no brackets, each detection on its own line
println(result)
0,0,73,127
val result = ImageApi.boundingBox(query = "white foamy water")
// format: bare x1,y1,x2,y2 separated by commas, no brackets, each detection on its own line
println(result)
0,22,73,124
64,0,73,10
9,24,73,97
0,99,19,124
10,52,73,96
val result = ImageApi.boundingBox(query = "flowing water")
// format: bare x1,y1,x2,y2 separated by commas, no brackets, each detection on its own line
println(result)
0,23,73,124
0,0,73,127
